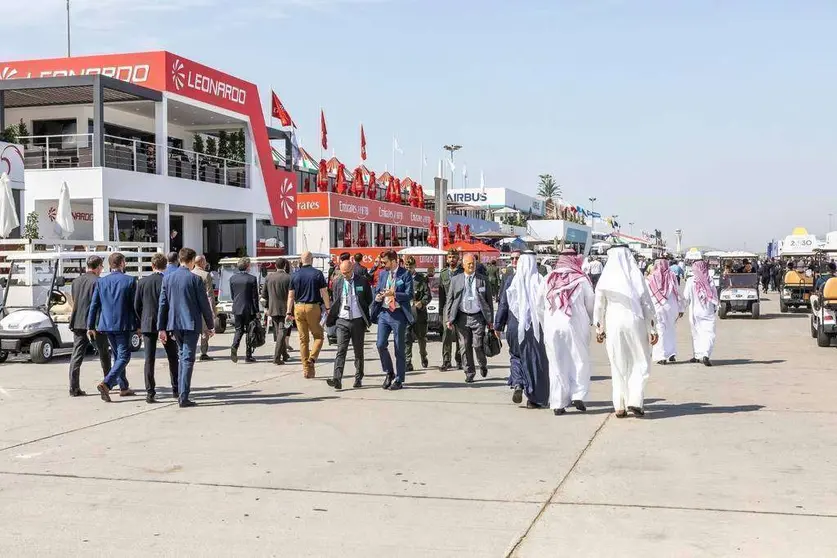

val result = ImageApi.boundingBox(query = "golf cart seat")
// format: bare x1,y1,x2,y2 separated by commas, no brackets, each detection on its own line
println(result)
50,294,73,324
784,270,813,286
823,278,837,305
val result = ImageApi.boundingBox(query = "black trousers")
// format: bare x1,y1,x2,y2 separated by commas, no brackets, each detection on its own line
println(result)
232,314,254,357
68,329,112,392
271,316,291,362
333,317,366,381
142,333,180,396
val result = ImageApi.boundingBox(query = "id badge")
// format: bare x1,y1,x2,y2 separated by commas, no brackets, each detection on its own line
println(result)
343,305,350,312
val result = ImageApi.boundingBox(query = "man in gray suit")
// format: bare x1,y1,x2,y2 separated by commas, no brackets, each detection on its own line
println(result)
67,255,112,396
444,253,495,383
325,260,373,390
261,257,292,365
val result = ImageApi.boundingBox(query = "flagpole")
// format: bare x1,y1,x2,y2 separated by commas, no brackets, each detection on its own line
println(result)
419,144,423,187
391,136,395,176
319,106,323,162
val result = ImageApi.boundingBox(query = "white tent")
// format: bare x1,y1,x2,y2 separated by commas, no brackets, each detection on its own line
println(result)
55,180,75,239
0,172,20,238
397,246,448,256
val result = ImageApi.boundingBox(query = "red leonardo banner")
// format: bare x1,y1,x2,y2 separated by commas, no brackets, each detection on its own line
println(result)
297,192,433,228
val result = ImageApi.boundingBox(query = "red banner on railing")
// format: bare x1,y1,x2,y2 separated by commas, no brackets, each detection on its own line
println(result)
297,192,433,228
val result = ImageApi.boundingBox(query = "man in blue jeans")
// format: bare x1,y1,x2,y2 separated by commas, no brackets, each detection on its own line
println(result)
370,250,414,391
157,247,215,408
89,252,139,402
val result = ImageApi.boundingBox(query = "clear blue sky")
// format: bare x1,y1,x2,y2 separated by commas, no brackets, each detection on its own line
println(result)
5,0,836,249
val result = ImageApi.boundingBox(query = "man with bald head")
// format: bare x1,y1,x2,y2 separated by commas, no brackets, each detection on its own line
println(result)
324,260,373,390
287,251,330,378
191,254,216,361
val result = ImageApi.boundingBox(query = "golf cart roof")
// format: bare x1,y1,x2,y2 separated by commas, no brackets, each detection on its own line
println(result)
217,253,329,265
5,251,146,261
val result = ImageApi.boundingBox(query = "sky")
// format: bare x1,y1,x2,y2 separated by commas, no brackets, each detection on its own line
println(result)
3,0,836,249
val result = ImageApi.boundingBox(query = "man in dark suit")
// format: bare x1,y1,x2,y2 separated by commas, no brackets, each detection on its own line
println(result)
134,253,179,403
157,247,215,408
261,257,292,365
325,260,373,390
445,253,495,383
437,250,463,371
89,252,139,402
67,255,111,397
229,257,259,363
370,250,414,391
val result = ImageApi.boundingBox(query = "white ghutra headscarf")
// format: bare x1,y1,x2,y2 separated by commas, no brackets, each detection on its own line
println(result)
506,252,544,344
596,246,647,320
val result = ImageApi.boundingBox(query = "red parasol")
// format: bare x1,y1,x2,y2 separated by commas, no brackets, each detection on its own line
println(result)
317,159,329,191
417,184,425,208
335,163,347,194
351,167,365,196
376,227,385,247
390,226,399,246
366,171,377,199
427,218,438,246
344,220,353,247
408,181,420,207
357,222,369,247
464,224,472,242
454,223,463,242
448,240,499,254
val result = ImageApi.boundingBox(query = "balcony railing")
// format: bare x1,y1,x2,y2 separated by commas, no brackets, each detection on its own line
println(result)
18,134,248,188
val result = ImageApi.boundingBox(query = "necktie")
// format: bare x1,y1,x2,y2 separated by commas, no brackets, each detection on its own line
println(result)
387,274,396,311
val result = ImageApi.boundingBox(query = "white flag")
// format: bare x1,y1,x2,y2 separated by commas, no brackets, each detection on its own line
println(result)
447,158,456,173
423,154,428,167
393,136,403,154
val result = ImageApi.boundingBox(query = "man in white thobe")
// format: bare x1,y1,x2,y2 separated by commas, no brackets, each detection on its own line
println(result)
593,246,659,417
539,251,595,416
647,259,683,364
683,260,717,367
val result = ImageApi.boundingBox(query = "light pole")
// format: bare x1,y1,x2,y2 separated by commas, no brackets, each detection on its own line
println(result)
443,144,461,190
829,213,833,232
588,196,597,232
629,222,635,234
66,0,71,57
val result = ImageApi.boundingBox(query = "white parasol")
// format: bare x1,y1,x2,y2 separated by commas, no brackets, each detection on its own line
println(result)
0,172,20,238
55,180,75,239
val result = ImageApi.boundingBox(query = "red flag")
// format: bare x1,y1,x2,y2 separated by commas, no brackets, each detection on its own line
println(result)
320,109,328,150
360,125,367,161
271,91,295,128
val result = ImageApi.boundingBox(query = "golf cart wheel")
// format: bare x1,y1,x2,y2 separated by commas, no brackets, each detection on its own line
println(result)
779,300,788,313
817,326,832,348
216,315,227,334
812,319,818,338
751,303,760,319
30,337,54,364
0,350,8,363
718,303,728,319
130,332,142,352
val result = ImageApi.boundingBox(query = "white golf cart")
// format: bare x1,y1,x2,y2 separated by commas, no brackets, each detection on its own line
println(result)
0,252,143,363
809,240,837,347
397,246,447,336
718,272,761,319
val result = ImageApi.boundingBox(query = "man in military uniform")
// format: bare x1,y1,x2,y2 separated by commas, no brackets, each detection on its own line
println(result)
405,256,432,371
486,259,501,301
437,250,463,370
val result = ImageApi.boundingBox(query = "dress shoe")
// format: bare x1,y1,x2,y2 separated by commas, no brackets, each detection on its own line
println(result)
571,400,587,412
406,363,414,372
119,389,136,397
273,359,284,365
615,409,627,418
702,357,713,367
326,378,343,390
199,354,213,361
627,406,645,417
96,382,111,402
525,400,541,409
689,357,699,363
382,373,394,390
245,356,257,363
69,389,87,397
179,400,198,408
353,378,363,389
553,408,566,416
668,355,676,363
512,386,523,404
172,389,179,399
480,367,488,378
457,362,463,370
439,364,451,371
146,394,157,404
282,353,291,361
464,373,475,384
231,347,238,363
657,360,667,365
389,380,403,391
421,357,429,369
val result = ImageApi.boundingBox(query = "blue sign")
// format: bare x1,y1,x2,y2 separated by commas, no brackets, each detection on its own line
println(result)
565,227,589,243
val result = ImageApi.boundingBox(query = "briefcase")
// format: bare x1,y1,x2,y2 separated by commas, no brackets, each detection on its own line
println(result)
483,331,502,358
247,318,266,348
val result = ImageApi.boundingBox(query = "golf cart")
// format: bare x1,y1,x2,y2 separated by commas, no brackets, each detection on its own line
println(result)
779,266,814,313
718,273,761,319
809,241,837,346
0,252,143,363
397,246,448,337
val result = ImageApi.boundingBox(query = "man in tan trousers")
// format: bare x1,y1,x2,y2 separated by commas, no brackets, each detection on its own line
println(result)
287,251,330,378
192,255,217,361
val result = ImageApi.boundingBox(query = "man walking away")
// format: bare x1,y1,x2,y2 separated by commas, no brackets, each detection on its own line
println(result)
647,259,683,364
352,252,370,281
326,260,373,390
89,252,138,402
445,253,495,383
165,251,180,275
192,255,216,361
157,248,215,408
437,250,463,371
229,257,259,363
405,256,431,371
486,259,501,301
370,250,414,390
262,257,292,364
287,251,330,378
135,253,179,403
683,261,718,367
67,255,111,397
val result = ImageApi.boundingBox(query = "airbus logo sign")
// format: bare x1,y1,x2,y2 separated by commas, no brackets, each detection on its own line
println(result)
448,192,488,204
171,58,247,105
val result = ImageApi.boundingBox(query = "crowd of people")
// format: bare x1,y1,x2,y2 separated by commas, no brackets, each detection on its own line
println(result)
69,244,720,417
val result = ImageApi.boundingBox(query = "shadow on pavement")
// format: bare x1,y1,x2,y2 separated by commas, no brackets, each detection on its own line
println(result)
712,358,786,366
645,402,764,419
760,313,809,320
405,380,508,390
194,390,335,406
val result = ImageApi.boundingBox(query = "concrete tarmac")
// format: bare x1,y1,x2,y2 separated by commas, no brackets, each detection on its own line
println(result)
0,294,835,556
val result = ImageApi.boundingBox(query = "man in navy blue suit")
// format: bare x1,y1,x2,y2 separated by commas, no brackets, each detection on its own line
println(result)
157,247,215,408
89,252,139,402
370,250,414,391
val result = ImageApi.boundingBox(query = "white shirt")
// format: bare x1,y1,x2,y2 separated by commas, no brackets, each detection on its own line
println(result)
587,260,603,275
338,277,363,320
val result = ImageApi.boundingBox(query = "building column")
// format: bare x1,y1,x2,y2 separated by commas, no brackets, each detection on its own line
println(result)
92,198,109,242
0,90,5,132
156,203,170,253
182,214,203,254
246,213,257,257
92,76,105,167
154,97,168,176
243,125,253,189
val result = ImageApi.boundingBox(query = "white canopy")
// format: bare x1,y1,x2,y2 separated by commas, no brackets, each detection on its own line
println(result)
397,246,448,256
0,172,20,238
55,180,75,239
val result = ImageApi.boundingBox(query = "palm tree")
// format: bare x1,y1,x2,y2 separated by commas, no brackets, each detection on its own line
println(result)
537,174,561,218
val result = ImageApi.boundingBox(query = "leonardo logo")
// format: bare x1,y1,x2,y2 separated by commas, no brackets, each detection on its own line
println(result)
171,59,185,90
0,67,18,80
